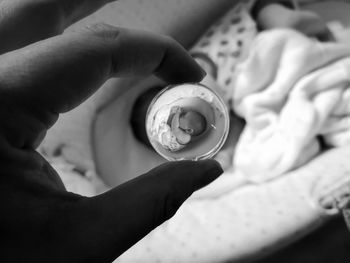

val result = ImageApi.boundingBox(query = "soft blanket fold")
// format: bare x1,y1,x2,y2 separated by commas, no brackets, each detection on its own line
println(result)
232,29,350,182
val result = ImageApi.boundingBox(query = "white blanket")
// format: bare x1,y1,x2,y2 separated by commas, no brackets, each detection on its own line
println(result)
233,28,350,182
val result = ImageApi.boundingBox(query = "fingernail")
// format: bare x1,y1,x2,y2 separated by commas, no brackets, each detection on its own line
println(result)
192,56,207,80
198,66,207,80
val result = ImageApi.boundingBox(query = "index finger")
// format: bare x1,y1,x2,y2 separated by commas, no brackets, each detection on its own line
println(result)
0,0,114,53
0,24,206,147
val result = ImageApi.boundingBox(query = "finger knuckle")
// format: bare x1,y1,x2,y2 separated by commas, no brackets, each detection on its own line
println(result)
162,35,178,46
83,23,121,42
156,184,183,222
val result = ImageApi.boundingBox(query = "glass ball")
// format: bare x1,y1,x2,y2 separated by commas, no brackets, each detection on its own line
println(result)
146,83,229,161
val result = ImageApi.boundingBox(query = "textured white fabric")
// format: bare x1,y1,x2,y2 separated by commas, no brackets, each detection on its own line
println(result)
116,146,350,263
232,29,350,182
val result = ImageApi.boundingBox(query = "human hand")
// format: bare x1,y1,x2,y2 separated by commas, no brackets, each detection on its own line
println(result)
256,3,334,42
0,0,223,262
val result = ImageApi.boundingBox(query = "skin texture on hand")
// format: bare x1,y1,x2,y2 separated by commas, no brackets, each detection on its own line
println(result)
0,0,223,262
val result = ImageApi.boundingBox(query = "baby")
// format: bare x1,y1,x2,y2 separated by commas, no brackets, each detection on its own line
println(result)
130,0,334,152
127,3,350,220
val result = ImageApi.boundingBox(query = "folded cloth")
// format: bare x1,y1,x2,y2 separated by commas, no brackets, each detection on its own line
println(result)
232,28,350,182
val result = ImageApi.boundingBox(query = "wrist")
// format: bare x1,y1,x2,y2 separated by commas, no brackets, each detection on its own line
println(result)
256,3,297,30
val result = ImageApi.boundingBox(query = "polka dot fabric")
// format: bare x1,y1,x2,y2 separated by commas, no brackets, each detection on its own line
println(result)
190,1,257,103
117,146,350,263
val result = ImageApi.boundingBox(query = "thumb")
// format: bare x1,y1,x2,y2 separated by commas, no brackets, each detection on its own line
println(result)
60,159,223,262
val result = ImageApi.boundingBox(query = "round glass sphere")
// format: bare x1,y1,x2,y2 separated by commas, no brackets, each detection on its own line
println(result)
146,83,230,161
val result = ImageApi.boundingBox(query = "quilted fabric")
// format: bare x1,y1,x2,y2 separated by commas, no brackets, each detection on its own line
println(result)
116,146,350,263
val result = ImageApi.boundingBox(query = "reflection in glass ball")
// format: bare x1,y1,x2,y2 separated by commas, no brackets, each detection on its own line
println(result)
146,83,229,161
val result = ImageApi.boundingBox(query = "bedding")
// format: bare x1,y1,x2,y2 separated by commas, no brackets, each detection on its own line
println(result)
38,0,350,262
233,28,350,181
